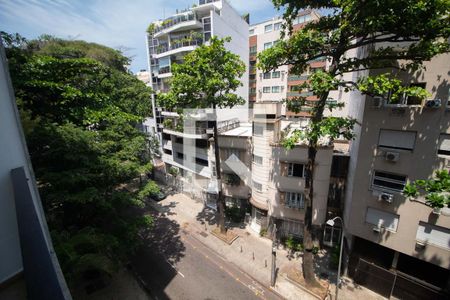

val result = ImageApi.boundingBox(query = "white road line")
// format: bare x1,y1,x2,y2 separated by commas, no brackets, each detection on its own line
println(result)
165,259,186,278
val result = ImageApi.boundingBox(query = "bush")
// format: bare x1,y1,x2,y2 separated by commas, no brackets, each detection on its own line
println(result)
260,228,267,237
285,235,303,252
137,181,160,200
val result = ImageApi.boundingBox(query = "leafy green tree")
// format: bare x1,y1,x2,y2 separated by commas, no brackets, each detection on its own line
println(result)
403,170,450,209
2,32,154,287
258,0,449,286
159,37,245,234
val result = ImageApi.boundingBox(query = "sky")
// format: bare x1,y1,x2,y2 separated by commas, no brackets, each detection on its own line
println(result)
0,0,280,73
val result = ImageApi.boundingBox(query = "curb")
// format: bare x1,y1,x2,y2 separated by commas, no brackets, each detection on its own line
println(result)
281,273,329,300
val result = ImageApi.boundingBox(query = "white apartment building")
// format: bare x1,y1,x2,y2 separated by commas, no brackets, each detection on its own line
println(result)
145,0,249,196
341,53,450,298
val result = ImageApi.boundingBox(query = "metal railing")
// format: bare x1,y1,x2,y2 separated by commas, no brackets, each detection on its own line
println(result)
288,74,309,81
156,39,203,54
287,91,314,97
154,13,198,34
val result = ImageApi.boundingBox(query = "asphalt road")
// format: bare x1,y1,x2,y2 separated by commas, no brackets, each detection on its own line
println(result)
131,210,281,300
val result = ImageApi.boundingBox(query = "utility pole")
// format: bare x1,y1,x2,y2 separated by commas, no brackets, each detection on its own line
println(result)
271,224,277,287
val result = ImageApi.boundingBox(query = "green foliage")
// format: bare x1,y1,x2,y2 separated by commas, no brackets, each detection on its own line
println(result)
146,23,156,34
330,245,340,269
259,228,268,237
2,32,154,288
403,170,450,208
285,235,304,252
137,181,161,201
168,166,179,176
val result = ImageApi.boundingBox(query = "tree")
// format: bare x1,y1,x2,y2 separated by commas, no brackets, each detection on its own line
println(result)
159,37,245,234
258,0,449,286
2,32,155,287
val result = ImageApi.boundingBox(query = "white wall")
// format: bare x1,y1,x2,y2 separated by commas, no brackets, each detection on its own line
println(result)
212,0,249,122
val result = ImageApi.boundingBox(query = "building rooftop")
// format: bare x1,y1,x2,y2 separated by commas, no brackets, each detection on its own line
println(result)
220,123,252,137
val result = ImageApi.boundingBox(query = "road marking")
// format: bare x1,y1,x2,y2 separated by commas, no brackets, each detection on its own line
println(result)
165,259,185,279
177,271,185,278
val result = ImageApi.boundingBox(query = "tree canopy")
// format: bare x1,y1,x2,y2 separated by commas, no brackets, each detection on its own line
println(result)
258,0,449,286
2,32,155,287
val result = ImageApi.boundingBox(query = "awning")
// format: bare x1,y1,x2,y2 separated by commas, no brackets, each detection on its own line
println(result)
250,197,269,211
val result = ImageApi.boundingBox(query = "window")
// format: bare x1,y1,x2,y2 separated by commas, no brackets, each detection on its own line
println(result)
249,29,255,35
253,124,264,136
175,137,183,144
293,13,311,25
264,24,273,33
416,222,450,250
378,129,416,151
323,225,341,247
249,87,256,94
195,139,208,148
264,42,272,50
272,86,280,93
253,180,262,191
253,154,263,164
222,148,240,159
366,207,399,232
272,71,281,78
438,134,450,156
163,148,172,155
176,152,185,160
274,22,281,31
249,45,257,54
249,74,256,80
288,163,305,177
281,219,303,237
372,171,406,192
285,192,305,209
263,86,271,93
263,72,271,79
162,132,171,140
195,157,209,166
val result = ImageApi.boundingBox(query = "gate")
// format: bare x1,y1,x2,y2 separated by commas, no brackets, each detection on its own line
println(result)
354,258,448,300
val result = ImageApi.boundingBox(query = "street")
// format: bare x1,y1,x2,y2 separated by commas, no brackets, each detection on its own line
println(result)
130,206,281,300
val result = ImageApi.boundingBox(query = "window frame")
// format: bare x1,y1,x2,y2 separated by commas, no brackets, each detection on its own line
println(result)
253,154,263,165
288,163,305,178
262,86,271,93
274,22,281,31
285,192,305,209
264,24,273,33
263,42,272,50
263,72,271,79
252,180,263,191
371,170,407,192
272,71,281,78
272,86,280,93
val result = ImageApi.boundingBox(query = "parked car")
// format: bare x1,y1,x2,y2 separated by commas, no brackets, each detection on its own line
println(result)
150,191,166,202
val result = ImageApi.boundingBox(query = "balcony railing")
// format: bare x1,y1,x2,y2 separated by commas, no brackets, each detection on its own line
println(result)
287,91,314,97
199,0,219,5
156,39,203,54
154,13,197,34
288,74,309,81
159,66,171,75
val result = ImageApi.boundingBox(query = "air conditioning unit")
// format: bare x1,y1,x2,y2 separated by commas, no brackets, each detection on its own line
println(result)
385,151,400,162
415,240,427,247
425,99,441,108
373,96,384,108
378,192,394,203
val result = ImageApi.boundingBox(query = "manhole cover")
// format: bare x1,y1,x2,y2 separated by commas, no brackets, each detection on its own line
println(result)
199,231,208,238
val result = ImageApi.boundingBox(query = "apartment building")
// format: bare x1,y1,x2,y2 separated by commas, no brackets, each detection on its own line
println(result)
145,0,249,196
342,53,450,298
248,10,327,117
249,102,337,238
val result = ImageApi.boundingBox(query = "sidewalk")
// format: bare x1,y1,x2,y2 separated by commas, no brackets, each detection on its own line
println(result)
150,193,386,300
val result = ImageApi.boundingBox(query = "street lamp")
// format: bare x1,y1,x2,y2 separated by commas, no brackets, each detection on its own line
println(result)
326,216,344,300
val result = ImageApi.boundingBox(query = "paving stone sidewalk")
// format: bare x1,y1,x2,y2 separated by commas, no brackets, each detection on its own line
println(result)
151,193,386,300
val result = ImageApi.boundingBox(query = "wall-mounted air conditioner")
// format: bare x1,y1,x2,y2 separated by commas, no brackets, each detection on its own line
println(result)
378,192,394,204
425,99,441,108
385,151,400,162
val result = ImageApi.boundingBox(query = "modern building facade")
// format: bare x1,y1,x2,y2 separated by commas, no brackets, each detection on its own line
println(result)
342,52,450,298
145,0,249,197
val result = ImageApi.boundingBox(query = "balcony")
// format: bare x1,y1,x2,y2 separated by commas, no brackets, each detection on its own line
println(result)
154,39,203,59
153,13,202,38
287,91,314,97
288,74,309,81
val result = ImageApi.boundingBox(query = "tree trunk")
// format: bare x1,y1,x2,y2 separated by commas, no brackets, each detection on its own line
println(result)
213,106,226,234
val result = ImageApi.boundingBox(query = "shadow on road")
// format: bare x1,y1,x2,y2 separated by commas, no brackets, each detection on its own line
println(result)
196,206,217,226
130,202,186,300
